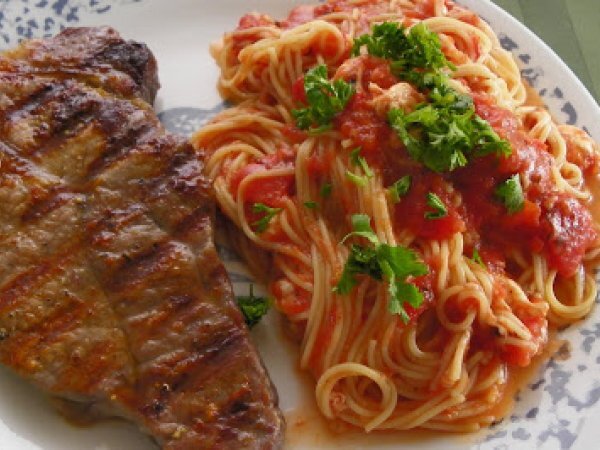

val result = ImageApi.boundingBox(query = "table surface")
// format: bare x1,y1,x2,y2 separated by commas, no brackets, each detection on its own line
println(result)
492,0,600,104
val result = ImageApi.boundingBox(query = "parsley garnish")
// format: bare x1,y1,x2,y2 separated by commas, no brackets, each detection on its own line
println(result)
340,214,380,246
346,148,373,187
304,201,318,209
388,92,511,173
334,214,428,322
424,192,447,220
350,147,374,178
320,183,332,198
345,170,368,187
251,203,282,233
471,248,484,267
292,65,354,133
495,174,524,214
354,21,511,172
352,22,454,73
388,175,411,203
236,285,270,328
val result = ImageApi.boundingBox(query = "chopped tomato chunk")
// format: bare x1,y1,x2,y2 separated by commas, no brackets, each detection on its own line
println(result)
291,76,307,104
334,92,392,162
229,148,296,208
394,173,465,241
237,13,274,29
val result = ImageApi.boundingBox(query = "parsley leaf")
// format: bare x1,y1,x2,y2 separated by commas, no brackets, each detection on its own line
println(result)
334,244,381,295
388,92,511,173
377,243,429,279
306,124,333,136
292,65,355,132
388,282,423,322
334,214,428,322
345,170,368,187
346,148,373,187
320,183,332,198
350,147,374,178
471,248,484,267
352,21,408,60
495,174,524,214
424,192,447,219
251,203,282,233
352,22,454,73
354,22,511,173
236,285,271,328
388,175,411,203
341,214,379,245
304,201,318,209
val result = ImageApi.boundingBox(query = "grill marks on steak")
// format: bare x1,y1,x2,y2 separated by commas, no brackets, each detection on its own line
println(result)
0,27,283,449
0,27,160,103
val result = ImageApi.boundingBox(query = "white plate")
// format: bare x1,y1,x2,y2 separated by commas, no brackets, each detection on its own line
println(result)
0,1,599,449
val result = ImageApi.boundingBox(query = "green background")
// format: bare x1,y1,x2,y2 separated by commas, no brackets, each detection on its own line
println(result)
491,0,600,103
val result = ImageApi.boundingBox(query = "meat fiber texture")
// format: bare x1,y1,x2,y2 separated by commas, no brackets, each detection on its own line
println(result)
0,27,284,450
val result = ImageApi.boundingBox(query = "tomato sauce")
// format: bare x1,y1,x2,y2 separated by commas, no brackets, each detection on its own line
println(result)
334,55,399,90
463,281,548,367
329,57,401,162
460,95,597,277
314,1,395,21
291,76,307,104
356,56,399,89
306,151,336,179
237,13,274,30
282,124,307,144
296,54,595,277
271,278,311,316
541,194,597,276
230,147,296,209
281,0,459,30
334,92,392,163
408,270,436,321
562,130,600,175
281,5,317,28
332,86,595,278
234,1,597,339
394,172,466,241
503,315,547,366
281,0,406,35
309,305,339,369
232,13,276,56
402,0,437,19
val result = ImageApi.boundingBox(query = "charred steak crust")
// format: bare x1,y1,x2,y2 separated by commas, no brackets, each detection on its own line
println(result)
0,27,284,449
0,26,160,103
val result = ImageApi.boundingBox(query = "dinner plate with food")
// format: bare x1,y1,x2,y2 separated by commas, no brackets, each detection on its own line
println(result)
0,1,598,449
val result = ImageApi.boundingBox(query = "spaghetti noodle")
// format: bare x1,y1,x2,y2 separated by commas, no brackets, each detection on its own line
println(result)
192,0,600,433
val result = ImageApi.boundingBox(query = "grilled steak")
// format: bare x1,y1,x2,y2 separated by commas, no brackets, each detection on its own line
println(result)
0,27,284,449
